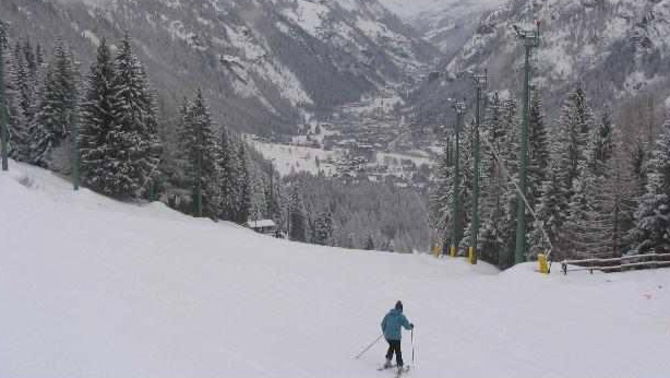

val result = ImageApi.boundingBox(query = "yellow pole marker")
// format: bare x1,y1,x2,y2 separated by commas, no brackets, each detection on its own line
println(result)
468,247,476,264
538,253,549,274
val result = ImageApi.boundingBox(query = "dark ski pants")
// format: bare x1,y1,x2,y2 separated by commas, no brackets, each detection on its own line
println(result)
385,339,403,367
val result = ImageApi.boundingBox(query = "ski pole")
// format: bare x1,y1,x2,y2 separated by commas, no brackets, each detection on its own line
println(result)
354,334,383,359
411,329,415,365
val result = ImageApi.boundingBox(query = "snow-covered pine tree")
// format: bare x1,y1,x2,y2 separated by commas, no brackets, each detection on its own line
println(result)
584,111,622,257
35,43,44,68
30,41,78,169
561,161,609,259
516,92,551,259
588,111,615,176
478,94,508,264
429,140,454,252
265,166,283,227
289,185,308,242
501,97,520,176
365,234,375,250
22,40,41,142
80,39,116,193
0,19,6,170
16,41,38,121
616,139,649,252
478,95,519,267
3,40,29,162
609,145,637,256
559,108,619,259
311,210,334,246
646,117,670,195
156,99,190,212
178,89,221,218
219,126,238,221
103,34,162,198
14,40,41,161
527,92,549,216
458,119,477,253
500,97,522,266
630,139,648,197
630,192,670,254
548,88,595,255
7,41,36,161
232,142,251,224
554,88,594,195
528,163,565,259
630,115,670,254
630,190,670,255
248,164,269,222
21,40,38,80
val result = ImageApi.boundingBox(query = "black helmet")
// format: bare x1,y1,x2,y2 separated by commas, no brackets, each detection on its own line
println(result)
395,300,403,311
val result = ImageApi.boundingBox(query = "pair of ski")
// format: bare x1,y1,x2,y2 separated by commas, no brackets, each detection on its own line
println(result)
378,364,410,376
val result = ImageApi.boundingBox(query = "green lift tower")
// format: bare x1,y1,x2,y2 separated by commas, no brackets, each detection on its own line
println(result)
512,21,541,265
469,70,488,264
450,99,467,257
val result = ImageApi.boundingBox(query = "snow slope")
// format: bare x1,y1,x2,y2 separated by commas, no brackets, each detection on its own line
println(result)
2,160,670,378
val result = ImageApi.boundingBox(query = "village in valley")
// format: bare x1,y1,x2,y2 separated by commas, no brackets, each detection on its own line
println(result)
246,86,439,190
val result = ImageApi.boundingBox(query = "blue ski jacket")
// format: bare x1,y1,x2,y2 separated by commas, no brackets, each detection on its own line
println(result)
381,308,413,340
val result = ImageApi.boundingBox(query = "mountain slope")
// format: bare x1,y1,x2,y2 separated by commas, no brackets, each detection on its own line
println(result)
414,0,670,126
1,0,436,134
1,160,670,378
380,0,503,20
381,0,505,55
408,0,505,56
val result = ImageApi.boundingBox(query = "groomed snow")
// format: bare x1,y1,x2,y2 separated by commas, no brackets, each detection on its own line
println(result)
1,160,670,378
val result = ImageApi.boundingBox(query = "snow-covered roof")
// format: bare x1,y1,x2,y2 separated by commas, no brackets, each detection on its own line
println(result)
247,220,276,229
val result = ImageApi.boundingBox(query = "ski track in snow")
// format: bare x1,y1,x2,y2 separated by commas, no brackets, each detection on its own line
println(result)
1,160,670,377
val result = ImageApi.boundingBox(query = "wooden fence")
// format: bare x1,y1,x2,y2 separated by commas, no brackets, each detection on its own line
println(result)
561,253,670,275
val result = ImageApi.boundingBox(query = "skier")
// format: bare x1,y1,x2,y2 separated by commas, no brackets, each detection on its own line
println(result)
381,300,414,371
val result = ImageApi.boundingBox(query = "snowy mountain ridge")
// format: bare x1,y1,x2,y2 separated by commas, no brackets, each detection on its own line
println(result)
410,0,670,126
448,0,670,110
379,0,507,55
380,0,505,20
2,0,436,134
